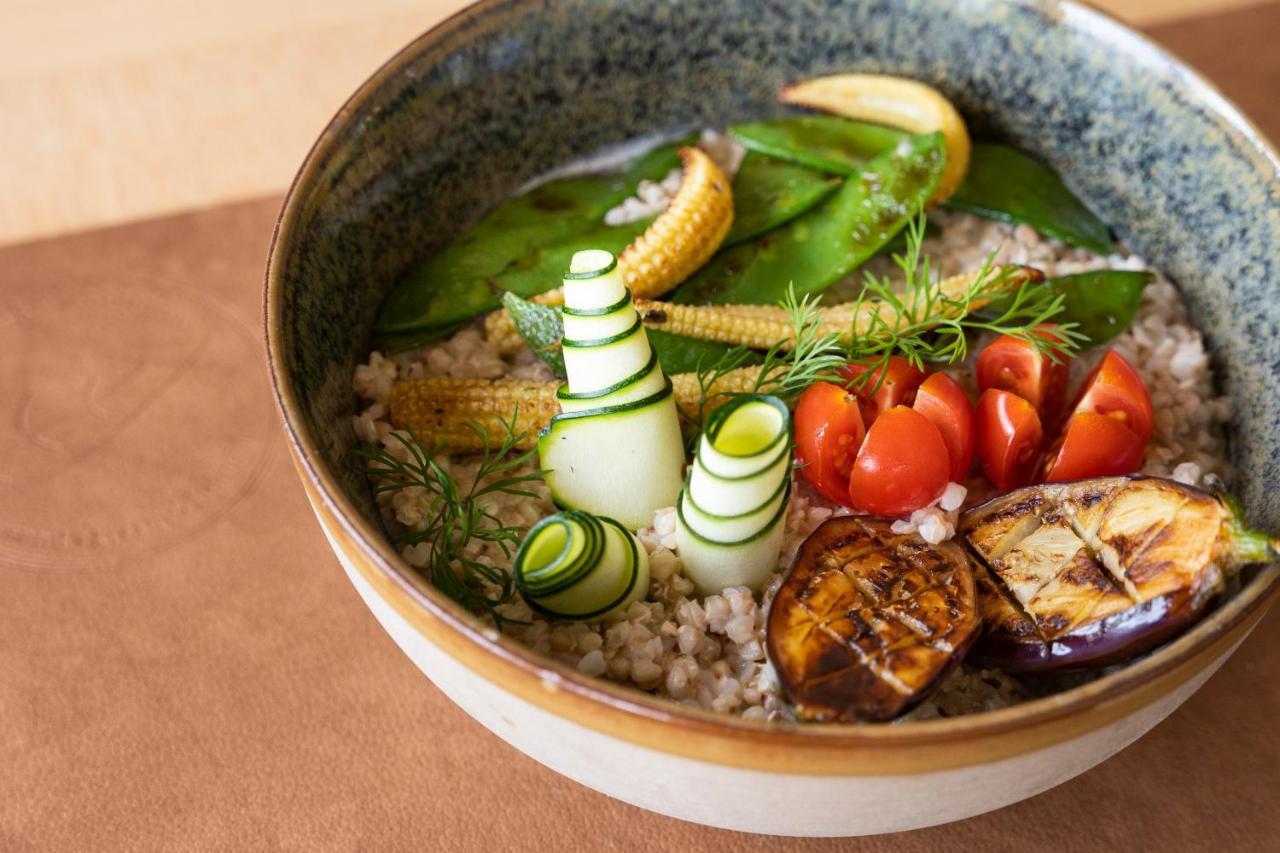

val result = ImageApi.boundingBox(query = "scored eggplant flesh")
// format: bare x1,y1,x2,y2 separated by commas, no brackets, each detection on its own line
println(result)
960,475,1273,672
767,517,981,722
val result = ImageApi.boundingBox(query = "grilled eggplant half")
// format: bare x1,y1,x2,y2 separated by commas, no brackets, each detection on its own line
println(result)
767,517,981,722
961,476,1276,673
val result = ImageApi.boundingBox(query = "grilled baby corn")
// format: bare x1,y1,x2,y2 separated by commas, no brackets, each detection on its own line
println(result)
489,265,1039,356
485,146,733,352
637,265,1039,350
388,367,760,450
618,146,734,297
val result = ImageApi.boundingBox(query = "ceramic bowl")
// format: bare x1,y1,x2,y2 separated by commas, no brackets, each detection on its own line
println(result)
265,0,1280,836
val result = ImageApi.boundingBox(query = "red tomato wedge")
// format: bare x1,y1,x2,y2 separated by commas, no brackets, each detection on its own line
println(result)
975,389,1045,491
795,381,866,504
1071,349,1154,444
976,329,1070,419
841,356,927,427
849,406,949,517
1042,412,1145,482
912,372,974,481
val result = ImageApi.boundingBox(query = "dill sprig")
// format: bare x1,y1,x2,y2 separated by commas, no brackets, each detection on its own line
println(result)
690,286,847,429
846,212,1087,391
690,209,1087,408
355,410,544,625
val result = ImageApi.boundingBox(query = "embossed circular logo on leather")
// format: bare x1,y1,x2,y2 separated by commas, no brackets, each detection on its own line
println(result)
0,278,275,571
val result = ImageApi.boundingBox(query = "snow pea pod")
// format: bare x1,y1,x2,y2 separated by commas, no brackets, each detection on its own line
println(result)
646,329,761,375
1047,269,1152,345
672,132,946,306
488,217,652,300
374,143,684,338
947,144,1114,254
976,269,1151,347
725,153,841,247
730,115,906,175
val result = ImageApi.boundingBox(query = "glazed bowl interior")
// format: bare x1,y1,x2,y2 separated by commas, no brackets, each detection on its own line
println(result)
268,0,1280,741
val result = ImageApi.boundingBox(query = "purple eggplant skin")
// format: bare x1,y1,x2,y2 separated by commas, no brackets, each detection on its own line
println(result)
974,567,1212,673
961,475,1277,674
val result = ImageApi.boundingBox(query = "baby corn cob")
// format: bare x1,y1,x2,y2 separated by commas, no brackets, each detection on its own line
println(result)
635,265,1041,350
484,310,528,356
389,367,760,451
618,146,734,298
484,146,733,355
670,366,760,420
388,377,559,451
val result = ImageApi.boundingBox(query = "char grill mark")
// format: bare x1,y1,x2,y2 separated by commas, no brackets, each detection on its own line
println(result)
767,517,981,722
959,476,1234,672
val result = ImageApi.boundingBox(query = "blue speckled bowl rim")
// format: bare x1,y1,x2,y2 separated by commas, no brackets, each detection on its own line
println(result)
265,0,1280,757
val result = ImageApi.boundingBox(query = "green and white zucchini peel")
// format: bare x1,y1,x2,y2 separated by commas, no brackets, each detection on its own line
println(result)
675,395,793,594
538,249,686,529
555,350,666,412
513,510,650,620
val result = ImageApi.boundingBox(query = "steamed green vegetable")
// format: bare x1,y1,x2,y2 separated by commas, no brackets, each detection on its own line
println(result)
732,118,1112,255
671,132,946,305
1046,270,1153,345
646,329,762,375
730,115,906,175
948,144,1114,254
973,269,1151,348
725,153,841,247
487,217,652,300
374,143,684,340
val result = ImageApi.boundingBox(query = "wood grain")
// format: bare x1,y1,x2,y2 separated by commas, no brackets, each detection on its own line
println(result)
0,0,1268,246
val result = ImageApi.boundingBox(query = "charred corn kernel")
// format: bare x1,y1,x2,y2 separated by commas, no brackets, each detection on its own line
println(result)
389,367,762,450
636,265,1041,349
781,73,971,206
484,147,732,355
389,377,560,451
619,146,734,298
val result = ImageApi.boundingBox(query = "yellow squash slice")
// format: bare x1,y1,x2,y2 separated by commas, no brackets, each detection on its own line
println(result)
781,73,971,205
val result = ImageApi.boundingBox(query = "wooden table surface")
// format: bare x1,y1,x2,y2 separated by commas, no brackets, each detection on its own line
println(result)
3,2,1279,850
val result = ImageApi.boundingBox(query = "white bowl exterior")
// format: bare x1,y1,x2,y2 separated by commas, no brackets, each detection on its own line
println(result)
314,501,1245,836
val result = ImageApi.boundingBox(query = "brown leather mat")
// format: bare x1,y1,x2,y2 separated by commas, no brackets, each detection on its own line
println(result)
3,6,1279,850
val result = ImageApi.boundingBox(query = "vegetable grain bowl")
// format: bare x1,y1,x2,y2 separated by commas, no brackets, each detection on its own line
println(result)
265,0,1280,837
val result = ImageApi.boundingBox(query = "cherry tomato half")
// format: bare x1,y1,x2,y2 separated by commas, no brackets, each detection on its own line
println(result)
1071,349,1154,444
849,406,949,517
976,329,1070,420
975,389,1045,491
795,381,866,504
1042,411,1145,482
841,356,927,427
912,372,975,482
